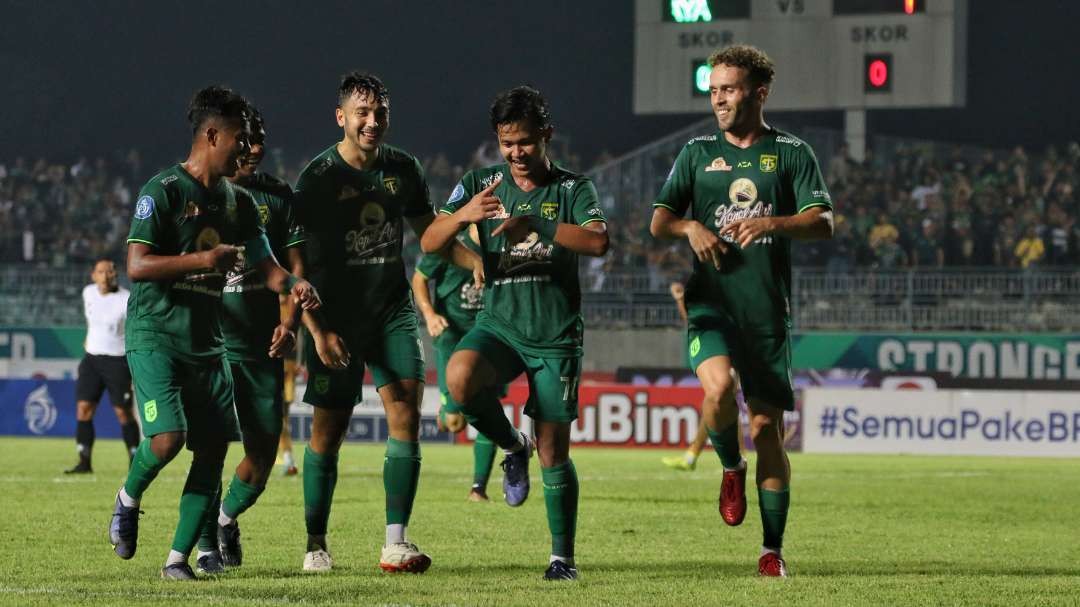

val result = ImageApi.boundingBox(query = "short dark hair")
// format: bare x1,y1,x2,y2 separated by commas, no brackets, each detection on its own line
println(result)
93,257,114,268
708,44,775,89
489,86,551,132
247,104,266,144
338,71,390,107
187,85,250,135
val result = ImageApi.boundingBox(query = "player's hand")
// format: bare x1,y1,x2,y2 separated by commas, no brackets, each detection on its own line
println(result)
203,244,242,273
268,323,297,358
686,221,728,270
669,282,685,301
490,215,534,245
721,217,775,249
457,178,502,224
424,313,449,338
290,279,322,311
313,330,351,370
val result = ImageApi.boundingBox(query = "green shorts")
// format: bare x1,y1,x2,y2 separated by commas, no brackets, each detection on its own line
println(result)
127,350,241,449
303,300,426,408
455,324,580,423
687,317,794,411
229,358,285,438
436,334,508,415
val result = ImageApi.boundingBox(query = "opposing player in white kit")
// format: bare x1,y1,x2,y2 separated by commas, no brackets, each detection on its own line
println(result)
65,258,140,473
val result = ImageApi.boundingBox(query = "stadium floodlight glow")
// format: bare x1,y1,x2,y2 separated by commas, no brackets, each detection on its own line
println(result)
670,0,712,23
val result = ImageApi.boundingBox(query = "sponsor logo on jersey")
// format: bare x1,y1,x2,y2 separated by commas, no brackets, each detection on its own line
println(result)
515,202,533,213
498,231,555,274
312,157,333,176
561,178,577,190
775,135,802,147
459,281,483,310
728,178,758,209
704,156,732,172
587,207,603,217
687,135,717,145
338,185,360,201
540,201,559,221
256,203,269,225
134,196,154,219
480,172,504,189
160,175,179,186
383,176,399,195
736,160,752,169
23,384,57,434
492,203,511,219
448,183,465,204
812,189,832,201
759,154,778,173
345,202,399,262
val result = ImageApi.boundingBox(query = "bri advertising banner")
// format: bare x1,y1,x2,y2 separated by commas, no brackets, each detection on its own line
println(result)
803,388,1080,457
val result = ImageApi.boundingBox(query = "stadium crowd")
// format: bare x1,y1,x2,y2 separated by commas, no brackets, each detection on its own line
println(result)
2,139,1077,278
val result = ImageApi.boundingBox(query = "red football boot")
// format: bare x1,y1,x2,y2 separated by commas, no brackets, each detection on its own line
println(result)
718,464,747,526
758,552,788,577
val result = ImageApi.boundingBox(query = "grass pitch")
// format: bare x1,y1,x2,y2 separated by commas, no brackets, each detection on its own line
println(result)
0,437,1077,606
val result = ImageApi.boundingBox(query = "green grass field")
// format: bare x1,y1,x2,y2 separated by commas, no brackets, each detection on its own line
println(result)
0,437,1077,606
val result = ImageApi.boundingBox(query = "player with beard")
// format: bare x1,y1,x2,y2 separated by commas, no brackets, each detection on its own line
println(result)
650,45,834,577
108,86,325,580
190,106,307,573
421,86,609,581
293,71,480,573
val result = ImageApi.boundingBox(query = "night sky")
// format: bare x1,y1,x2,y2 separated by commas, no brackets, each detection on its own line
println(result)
2,1,1078,169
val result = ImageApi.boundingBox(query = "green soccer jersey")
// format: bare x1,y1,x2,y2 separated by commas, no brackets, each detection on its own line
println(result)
221,172,306,361
440,164,607,358
294,144,431,329
415,236,484,348
126,165,268,361
654,128,832,333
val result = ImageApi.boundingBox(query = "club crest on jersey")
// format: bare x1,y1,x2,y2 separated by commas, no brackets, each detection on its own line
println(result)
759,154,778,173
314,375,330,394
704,157,732,172
338,185,360,201
256,203,269,226
540,201,559,221
728,178,758,209
383,176,399,195
134,196,154,219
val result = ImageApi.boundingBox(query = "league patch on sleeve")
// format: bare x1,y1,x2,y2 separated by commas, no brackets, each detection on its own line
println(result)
447,183,465,204
134,196,155,219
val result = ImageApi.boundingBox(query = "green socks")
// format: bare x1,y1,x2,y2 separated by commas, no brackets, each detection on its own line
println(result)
303,446,338,536
123,440,164,500
472,434,497,490
222,475,265,520
171,454,225,554
759,487,790,551
707,423,743,469
384,438,421,526
463,388,520,449
542,460,579,559
196,481,222,553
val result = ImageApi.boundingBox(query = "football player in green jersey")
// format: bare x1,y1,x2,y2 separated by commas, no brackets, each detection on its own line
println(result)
293,72,480,574
108,86,328,581
650,45,834,577
412,225,504,502
421,86,610,581
190,106,308,573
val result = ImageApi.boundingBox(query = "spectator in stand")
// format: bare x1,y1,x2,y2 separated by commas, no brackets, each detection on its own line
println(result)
994,214,1020,267
868,212,899,250
872,231,907,269
911,219,944,268
1014,224,1045,268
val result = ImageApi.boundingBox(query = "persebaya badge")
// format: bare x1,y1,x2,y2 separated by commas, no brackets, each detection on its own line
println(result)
314,375,330,394
383,176,400,195
759,154,778,173
540,201,559,221
256,203,269,226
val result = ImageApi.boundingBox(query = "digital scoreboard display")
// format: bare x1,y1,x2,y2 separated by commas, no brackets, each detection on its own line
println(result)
661,0,751,22
833,0,925,15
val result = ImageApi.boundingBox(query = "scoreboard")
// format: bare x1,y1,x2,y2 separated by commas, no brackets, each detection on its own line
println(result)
634,0,967,113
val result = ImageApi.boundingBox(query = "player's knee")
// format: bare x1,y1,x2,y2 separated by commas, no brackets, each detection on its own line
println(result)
149,431,185,462
446,363,474,406
701,377,735,411
444,412,467,433
749,413,781,444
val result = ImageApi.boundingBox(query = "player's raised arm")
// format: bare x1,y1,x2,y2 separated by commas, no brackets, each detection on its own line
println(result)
420,178,501,253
